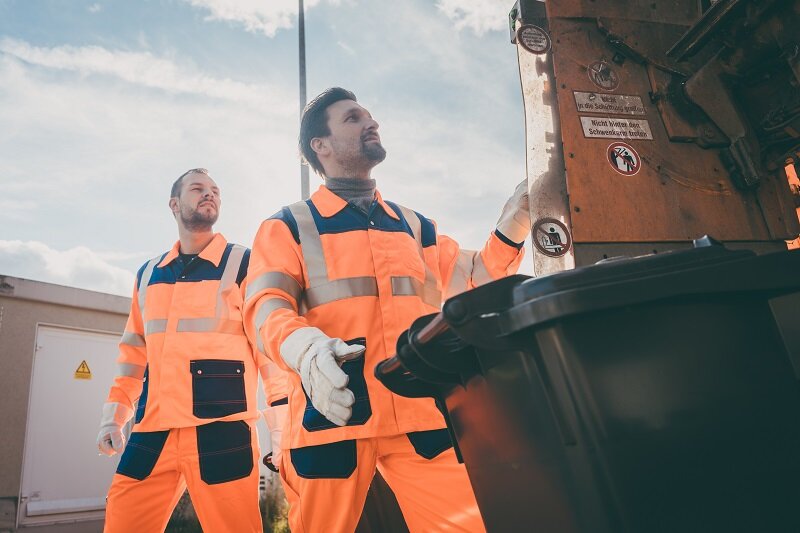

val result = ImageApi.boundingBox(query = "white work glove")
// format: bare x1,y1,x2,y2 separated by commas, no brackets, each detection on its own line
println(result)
262,403,289,472
496,179,531,245
97,402,134,456
280,327,365,427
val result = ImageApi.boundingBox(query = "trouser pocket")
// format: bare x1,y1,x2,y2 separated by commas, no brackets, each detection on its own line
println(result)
116,430,169,480
190,359,247,419
302,338,372,431
407,429,453,460
290,440,357,479
196,420,254,485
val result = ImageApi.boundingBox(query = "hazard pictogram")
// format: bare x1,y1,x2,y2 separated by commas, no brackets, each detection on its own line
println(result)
587,60,619,92
532,218,572,258
607,142,641,176
74,360,92,380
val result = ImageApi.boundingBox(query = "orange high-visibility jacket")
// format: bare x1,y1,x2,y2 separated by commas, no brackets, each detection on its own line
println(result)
106,233,287,432
244,186,524,449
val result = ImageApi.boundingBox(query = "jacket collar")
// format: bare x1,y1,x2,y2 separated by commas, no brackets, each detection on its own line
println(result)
158,233,227,268
310,184,400,220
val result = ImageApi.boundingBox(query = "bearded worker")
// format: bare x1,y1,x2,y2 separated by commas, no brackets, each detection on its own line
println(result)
245,88,531,532
97,168,287,532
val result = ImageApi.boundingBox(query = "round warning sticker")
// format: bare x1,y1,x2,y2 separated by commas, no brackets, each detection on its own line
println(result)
587,60,619,92
532,218,572,258
607,142,641,176
517,24,551,55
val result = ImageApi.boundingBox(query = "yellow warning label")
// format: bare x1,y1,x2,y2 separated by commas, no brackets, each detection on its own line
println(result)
75,360,92,380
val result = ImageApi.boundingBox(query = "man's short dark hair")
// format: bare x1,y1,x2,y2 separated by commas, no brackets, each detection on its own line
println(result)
170,168,209,199
299,87,357,176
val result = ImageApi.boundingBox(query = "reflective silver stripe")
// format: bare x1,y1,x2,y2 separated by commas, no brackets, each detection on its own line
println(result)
396,204,442,308
253,298,294,354
473,253,494,286
176,318,244,335
117,362,146,379
446,250,475,299
395,205,422,252
144,319,168,336
246,271,302,304
391,276,441,308
217,245,246,318
288,202,328,284
137,256,160,321
305,277,378,309
120,331,145,347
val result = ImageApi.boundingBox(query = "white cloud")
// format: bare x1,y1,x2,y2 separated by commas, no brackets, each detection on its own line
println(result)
436,0,510,35
87,3,102,13
181,0,325,37
0,38,291,110
0,241,136,296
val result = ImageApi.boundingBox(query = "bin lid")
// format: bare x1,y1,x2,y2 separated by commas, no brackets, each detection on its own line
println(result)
500,240,799,335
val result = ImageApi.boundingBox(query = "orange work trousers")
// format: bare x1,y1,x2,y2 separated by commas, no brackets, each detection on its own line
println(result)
104,420,261,533
281,430,486,533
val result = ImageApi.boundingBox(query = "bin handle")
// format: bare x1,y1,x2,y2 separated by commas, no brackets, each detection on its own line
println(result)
414,312,450,345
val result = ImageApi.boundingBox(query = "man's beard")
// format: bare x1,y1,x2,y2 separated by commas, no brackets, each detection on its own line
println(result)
181,206,218,231
362,141,386,163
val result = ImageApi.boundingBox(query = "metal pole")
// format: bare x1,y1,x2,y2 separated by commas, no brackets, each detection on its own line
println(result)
299,0,310,200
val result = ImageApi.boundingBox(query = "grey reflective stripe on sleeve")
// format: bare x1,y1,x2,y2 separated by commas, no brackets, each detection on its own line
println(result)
246,271,303,304
288,203,328,284
137,256,160,322
253,298,294,354
391,276,441,309
120,331,146,347
472,252,494,286
305,277,379,309
217,244,246,319
144,319,168,336
117,362,146,379
176,318,244,335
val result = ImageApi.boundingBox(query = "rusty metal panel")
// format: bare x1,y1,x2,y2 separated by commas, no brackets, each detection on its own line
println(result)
547,15,775,242
545,0,702,26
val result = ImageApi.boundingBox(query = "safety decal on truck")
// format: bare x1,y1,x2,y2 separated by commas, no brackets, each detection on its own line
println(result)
574,92,645,116
606,142,641,176
587,61,619,91
516,24,551,55
580,116,653,140
74,360,92,380
532,218,572,258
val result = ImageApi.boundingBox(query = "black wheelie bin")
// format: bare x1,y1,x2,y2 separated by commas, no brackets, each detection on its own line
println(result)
375,238,800,533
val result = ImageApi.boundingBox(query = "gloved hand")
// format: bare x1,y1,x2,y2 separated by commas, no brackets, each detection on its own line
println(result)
262,402,289,472
280,327,365,426
496,179,531,245
97,402,134,456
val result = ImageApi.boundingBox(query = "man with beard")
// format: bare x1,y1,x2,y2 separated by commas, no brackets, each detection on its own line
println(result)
97,168,287,532
244,88,531,532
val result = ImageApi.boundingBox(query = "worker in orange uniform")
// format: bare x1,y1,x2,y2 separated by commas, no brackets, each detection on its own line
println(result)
244,88,531,532
96,168,288,533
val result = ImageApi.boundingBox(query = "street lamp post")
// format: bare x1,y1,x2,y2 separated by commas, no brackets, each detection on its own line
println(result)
299,0,309,200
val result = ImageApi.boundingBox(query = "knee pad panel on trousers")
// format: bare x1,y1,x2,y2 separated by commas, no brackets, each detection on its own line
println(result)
190,359,247,419
196,420,254,484
290,440,357,479
302,338,372,432
116,430,170,480
407,429,453,460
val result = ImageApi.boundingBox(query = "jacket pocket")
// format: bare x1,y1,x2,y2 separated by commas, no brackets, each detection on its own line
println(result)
407,428,453,460
302,338,372,432
134,365,149,424
190,359,247,419
290,440,357,479
196,421,254,485
116,430,169,480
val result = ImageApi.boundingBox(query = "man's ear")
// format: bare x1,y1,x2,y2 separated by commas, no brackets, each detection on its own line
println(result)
169,197,179,217
310,137,329,157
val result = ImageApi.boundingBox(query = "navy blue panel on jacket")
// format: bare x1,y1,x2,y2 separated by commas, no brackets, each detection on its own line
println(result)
385,201,437,248
142,244,246,287
306,199,414,238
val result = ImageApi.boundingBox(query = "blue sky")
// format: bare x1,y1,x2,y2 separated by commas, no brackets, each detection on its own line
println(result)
0,0,528,295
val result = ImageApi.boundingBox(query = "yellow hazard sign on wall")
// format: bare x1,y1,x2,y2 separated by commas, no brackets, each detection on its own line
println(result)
74,360,92,380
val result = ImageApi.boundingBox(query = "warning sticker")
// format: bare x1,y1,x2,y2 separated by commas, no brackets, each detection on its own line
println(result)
580,116,653,140
587,61,619,91
607,142,641,176
574,92,645,116
532,218,572,258
517,24,551,55
74,360,92,380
